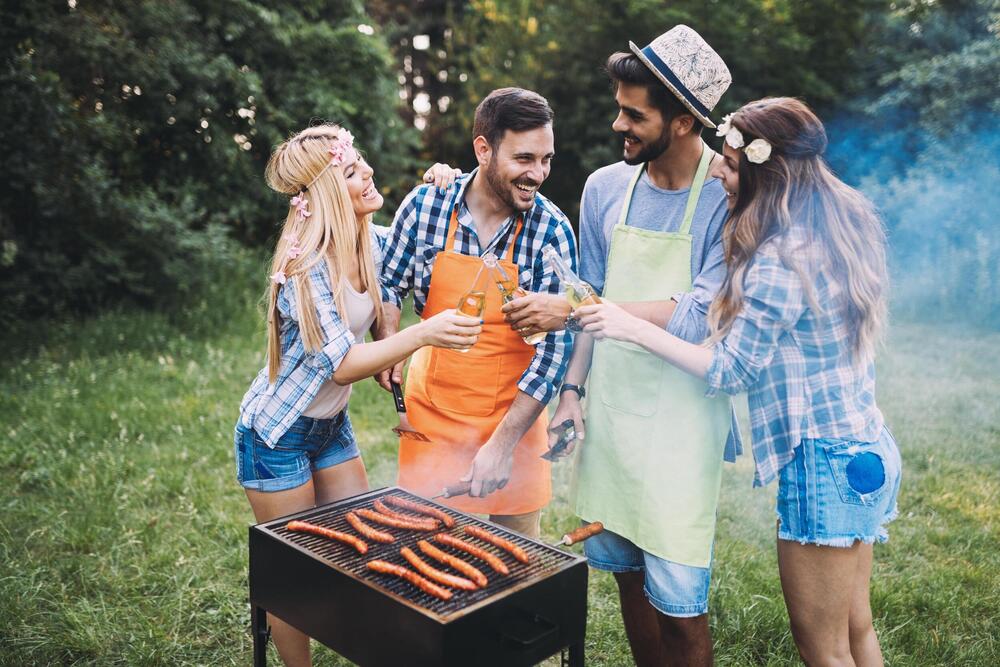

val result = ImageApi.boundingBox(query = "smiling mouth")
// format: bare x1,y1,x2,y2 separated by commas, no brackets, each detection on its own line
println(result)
514,182,537,197
362,183,379,200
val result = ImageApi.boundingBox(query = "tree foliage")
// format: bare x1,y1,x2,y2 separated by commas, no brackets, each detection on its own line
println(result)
0,0,417,322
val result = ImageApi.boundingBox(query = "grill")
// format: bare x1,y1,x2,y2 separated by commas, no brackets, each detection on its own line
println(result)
249,486,588,666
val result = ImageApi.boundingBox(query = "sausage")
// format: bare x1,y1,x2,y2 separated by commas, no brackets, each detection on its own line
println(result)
464,525,531,564
433,533,509,575
400,547,478,591
366,560,453,601
561,521,604,546
356,508,438,531
384,495,456,528
286,520,368,554
417,539,488,588
373,499,441,528
345,511,395,543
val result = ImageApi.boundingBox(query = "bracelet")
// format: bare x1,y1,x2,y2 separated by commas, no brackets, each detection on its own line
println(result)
560,383,586,399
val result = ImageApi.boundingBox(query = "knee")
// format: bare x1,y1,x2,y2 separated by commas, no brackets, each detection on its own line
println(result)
848,612,875,645
658,613,708,642
793,641,854,667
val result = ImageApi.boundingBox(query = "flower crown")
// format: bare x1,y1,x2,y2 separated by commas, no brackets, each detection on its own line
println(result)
271,128,355,285
717,114,772,164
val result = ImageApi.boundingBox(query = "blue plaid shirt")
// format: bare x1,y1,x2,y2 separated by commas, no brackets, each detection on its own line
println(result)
381,170,577,405
237,227,388,447
705,237,885,487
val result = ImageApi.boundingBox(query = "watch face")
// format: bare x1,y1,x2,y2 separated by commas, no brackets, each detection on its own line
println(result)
565,315,583,333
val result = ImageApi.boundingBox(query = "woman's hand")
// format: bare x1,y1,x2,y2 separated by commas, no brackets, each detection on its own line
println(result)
418,309,482,350
574,302,641,343
422,163,463,190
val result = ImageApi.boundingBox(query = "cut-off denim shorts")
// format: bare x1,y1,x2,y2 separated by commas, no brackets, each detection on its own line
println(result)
777,426,901,547
234,411,361,492
584,527,712,617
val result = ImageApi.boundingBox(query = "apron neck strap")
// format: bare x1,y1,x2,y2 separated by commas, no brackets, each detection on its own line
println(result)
618,141,714,234
445,202,523,261
679,142,713,235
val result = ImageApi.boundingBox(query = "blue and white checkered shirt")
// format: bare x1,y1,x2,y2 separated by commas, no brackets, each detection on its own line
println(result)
705,237,885,487
237,228,388,447
381,170,578,405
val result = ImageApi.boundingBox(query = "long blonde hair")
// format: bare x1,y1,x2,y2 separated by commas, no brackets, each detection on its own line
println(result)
263,124,383,382
707,98,887,363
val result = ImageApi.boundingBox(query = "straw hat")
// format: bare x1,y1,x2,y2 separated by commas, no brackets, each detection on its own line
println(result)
629,25,731,128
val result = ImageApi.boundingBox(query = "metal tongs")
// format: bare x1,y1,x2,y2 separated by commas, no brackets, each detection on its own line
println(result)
541,419,577,461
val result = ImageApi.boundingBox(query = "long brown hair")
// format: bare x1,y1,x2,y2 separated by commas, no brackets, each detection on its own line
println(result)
707,98,887,362
263,125,383,383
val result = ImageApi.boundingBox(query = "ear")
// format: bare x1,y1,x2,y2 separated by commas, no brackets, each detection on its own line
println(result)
671,113,697,138
473,135,493,167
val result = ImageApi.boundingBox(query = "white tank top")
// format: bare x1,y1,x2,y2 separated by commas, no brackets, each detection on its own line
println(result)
302,277,377,419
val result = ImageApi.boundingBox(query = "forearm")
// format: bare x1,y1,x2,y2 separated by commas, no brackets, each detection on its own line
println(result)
631,318,713,380
332,315,423,385
491,391,545,455
618,299,676,329
562,332,594,385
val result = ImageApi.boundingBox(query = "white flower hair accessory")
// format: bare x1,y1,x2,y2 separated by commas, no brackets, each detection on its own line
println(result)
715,113,771,163
744,139,772,164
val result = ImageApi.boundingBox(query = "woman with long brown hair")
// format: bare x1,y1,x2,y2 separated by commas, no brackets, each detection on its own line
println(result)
575,98,901,665
234,124,479,666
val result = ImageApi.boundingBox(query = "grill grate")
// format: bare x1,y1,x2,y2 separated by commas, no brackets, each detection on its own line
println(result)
262,487,579,620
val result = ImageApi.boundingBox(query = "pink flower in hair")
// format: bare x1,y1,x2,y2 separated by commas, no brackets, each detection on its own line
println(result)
327,127,355,166
290,193,311,221
270,270,287,285
285,234,303,260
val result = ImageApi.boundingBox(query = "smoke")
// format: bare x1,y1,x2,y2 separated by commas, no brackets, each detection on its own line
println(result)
824,111,1000,330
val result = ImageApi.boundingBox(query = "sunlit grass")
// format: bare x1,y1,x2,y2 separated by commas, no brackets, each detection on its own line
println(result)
1,259,997,665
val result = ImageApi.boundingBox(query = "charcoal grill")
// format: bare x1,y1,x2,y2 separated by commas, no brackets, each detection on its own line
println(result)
249,486,588,666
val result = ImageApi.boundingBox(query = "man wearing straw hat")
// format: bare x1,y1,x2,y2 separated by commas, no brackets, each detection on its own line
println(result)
543,26,741,666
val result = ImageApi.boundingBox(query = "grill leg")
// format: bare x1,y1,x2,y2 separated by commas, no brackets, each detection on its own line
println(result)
562,641,584,667
252,605,270,667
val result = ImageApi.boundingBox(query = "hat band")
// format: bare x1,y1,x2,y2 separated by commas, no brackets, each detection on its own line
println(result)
640,45,711,119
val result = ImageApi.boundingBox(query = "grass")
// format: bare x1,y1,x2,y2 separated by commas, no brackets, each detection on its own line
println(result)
1,256,997,665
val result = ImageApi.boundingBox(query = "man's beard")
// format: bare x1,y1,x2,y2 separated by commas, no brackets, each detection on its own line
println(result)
622,127,671,165
484,158,536,212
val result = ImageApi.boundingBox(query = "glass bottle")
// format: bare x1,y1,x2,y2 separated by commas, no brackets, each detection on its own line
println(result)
542,246,601,308
454,262,487,352
483,253,546,345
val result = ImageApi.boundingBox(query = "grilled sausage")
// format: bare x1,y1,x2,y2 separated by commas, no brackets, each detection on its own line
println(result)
561,521,604,546
400,547,478,591
417,539,488,588
464,525,531,564
384,495,456,528
345,511,395,543
373,499,441,528
433,533,510,575
286,520,368,554
356,508,438,531
366,560,453,601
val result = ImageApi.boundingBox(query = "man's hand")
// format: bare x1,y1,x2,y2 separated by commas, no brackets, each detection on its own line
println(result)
460,438,515,498
373,304,403,392
502,292,571,337
548,392,585,457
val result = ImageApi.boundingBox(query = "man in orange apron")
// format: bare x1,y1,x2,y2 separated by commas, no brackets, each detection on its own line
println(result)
377,88,578,537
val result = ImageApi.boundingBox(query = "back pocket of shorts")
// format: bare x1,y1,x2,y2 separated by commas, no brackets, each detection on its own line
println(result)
821,441,888,506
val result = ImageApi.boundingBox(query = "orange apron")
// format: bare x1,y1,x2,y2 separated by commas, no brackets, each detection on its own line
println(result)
398,206,551,515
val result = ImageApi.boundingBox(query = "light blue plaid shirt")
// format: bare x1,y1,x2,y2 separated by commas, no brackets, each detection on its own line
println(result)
381,170,577,404
705,237,885,487
237,227,388,447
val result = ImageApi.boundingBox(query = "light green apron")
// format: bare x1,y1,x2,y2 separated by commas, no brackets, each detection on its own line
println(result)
575,145,731,568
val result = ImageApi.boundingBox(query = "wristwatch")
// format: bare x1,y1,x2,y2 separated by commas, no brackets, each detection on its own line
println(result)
565,313,582,333
560,383,586,399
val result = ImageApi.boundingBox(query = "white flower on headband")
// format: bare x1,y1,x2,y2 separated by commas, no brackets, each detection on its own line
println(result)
716,113,735,137
745,139,772,164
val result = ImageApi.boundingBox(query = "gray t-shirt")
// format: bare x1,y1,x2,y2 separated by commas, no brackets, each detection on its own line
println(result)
579,161,728,344
578,160,742,461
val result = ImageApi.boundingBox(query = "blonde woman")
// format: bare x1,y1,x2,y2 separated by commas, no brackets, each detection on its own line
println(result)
575,98,901,666
234,125,479,666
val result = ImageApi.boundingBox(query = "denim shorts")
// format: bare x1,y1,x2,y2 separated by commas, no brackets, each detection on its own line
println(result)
233,411,361,492
777,426,901,547
584,527,712,617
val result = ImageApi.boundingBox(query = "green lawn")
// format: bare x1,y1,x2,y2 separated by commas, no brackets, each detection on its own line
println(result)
2,260,997,666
